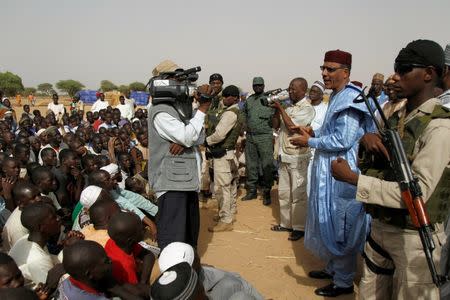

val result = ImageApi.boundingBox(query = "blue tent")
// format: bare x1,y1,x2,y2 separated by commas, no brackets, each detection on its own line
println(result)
130,91,149,106
76,90,98,104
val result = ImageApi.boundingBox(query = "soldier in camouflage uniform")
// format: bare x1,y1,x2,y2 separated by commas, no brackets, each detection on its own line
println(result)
242,77,275,206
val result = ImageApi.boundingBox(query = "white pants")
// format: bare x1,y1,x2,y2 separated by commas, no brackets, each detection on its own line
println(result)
278,158,309,231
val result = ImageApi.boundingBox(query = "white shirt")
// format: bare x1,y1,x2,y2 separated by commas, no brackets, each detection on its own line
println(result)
1,208,28,252
125,97,136,115
9,235,61,285
47,102,65,117
91,99,109,113
116,104,133,120
153,110,205,197
279,98,316,163
310,101,328,132
41,192,61,210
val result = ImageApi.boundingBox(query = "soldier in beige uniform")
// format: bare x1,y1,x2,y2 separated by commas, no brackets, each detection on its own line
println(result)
206,85,243,232
271,78,315,241
331,39,450,300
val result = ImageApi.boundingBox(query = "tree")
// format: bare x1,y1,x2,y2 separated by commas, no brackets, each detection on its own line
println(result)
0,71,24,96
37,83,54,96
129,82,146,92
100,80,118,92
118,85,130,95
23,87,37,96
56,80,84,97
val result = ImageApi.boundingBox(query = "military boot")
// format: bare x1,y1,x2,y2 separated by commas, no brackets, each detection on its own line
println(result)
263,190,271,206
242,189,257,201
208,221,233,232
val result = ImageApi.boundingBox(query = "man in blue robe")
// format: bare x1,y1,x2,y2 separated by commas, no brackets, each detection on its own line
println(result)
290,49,374,297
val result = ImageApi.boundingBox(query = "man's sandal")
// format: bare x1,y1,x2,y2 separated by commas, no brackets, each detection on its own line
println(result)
270,224,293,232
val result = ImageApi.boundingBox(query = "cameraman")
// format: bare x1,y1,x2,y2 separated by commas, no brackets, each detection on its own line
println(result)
148,70,214,250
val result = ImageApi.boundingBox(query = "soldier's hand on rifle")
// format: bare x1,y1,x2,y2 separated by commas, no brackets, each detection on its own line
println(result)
331,157,359,186
360,132,390,161
169,143,185,155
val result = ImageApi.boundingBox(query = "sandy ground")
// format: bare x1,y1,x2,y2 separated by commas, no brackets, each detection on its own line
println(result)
195,187,359,300
11,99,360,299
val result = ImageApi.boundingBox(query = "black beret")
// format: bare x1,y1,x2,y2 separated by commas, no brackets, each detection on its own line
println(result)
222,85,240,97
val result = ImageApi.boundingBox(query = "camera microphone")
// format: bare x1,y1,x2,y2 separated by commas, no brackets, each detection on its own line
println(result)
174,66,202,78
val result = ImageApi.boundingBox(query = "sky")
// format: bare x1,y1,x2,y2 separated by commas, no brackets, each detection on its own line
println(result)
1,0,449,93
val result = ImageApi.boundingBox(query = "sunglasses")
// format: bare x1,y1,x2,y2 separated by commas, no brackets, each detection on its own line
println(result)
320,65,347,73
394,63,427,75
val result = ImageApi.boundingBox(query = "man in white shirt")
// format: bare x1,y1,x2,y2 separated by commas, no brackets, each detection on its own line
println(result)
9,202,62,285
91,93,109,113
2,182,42,252
47,94,65,122
272,78,316,241
116,95,133,120
125,92,136,117
307,81,328,196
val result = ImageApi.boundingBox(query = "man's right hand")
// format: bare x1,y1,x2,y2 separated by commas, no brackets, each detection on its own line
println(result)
169,143,185,155
195,84,214,113
270,101,282,110
360,133,390,160
288,125,314,137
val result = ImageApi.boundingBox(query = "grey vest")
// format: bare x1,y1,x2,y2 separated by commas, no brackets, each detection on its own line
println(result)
148,104,199,193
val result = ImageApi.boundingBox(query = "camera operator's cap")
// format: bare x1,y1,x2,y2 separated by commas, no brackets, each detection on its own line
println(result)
222,85,240,97
252,77,264,85
445,44,450,66
152,60,180,76
395,40,444,73
209,73,223,83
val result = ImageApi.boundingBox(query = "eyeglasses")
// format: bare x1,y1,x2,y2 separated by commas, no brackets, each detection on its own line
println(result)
394,63,427,75
320,65,347,73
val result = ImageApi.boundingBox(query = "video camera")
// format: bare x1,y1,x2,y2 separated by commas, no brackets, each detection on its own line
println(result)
147,66,201,122
261,88,289,106
148,66,201,105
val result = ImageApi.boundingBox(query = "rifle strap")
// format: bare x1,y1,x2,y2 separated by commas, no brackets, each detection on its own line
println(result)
362,234,395,276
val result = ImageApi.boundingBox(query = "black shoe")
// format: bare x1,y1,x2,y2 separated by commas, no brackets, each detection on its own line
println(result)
308,270,333,280
314,283,354,297
242,190,257,201
262,191,271,206
288,230,304,241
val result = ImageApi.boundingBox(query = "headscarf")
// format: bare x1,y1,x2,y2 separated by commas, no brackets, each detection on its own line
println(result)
80,185,103,209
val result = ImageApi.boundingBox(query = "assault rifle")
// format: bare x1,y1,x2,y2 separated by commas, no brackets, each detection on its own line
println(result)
354,88,448,287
